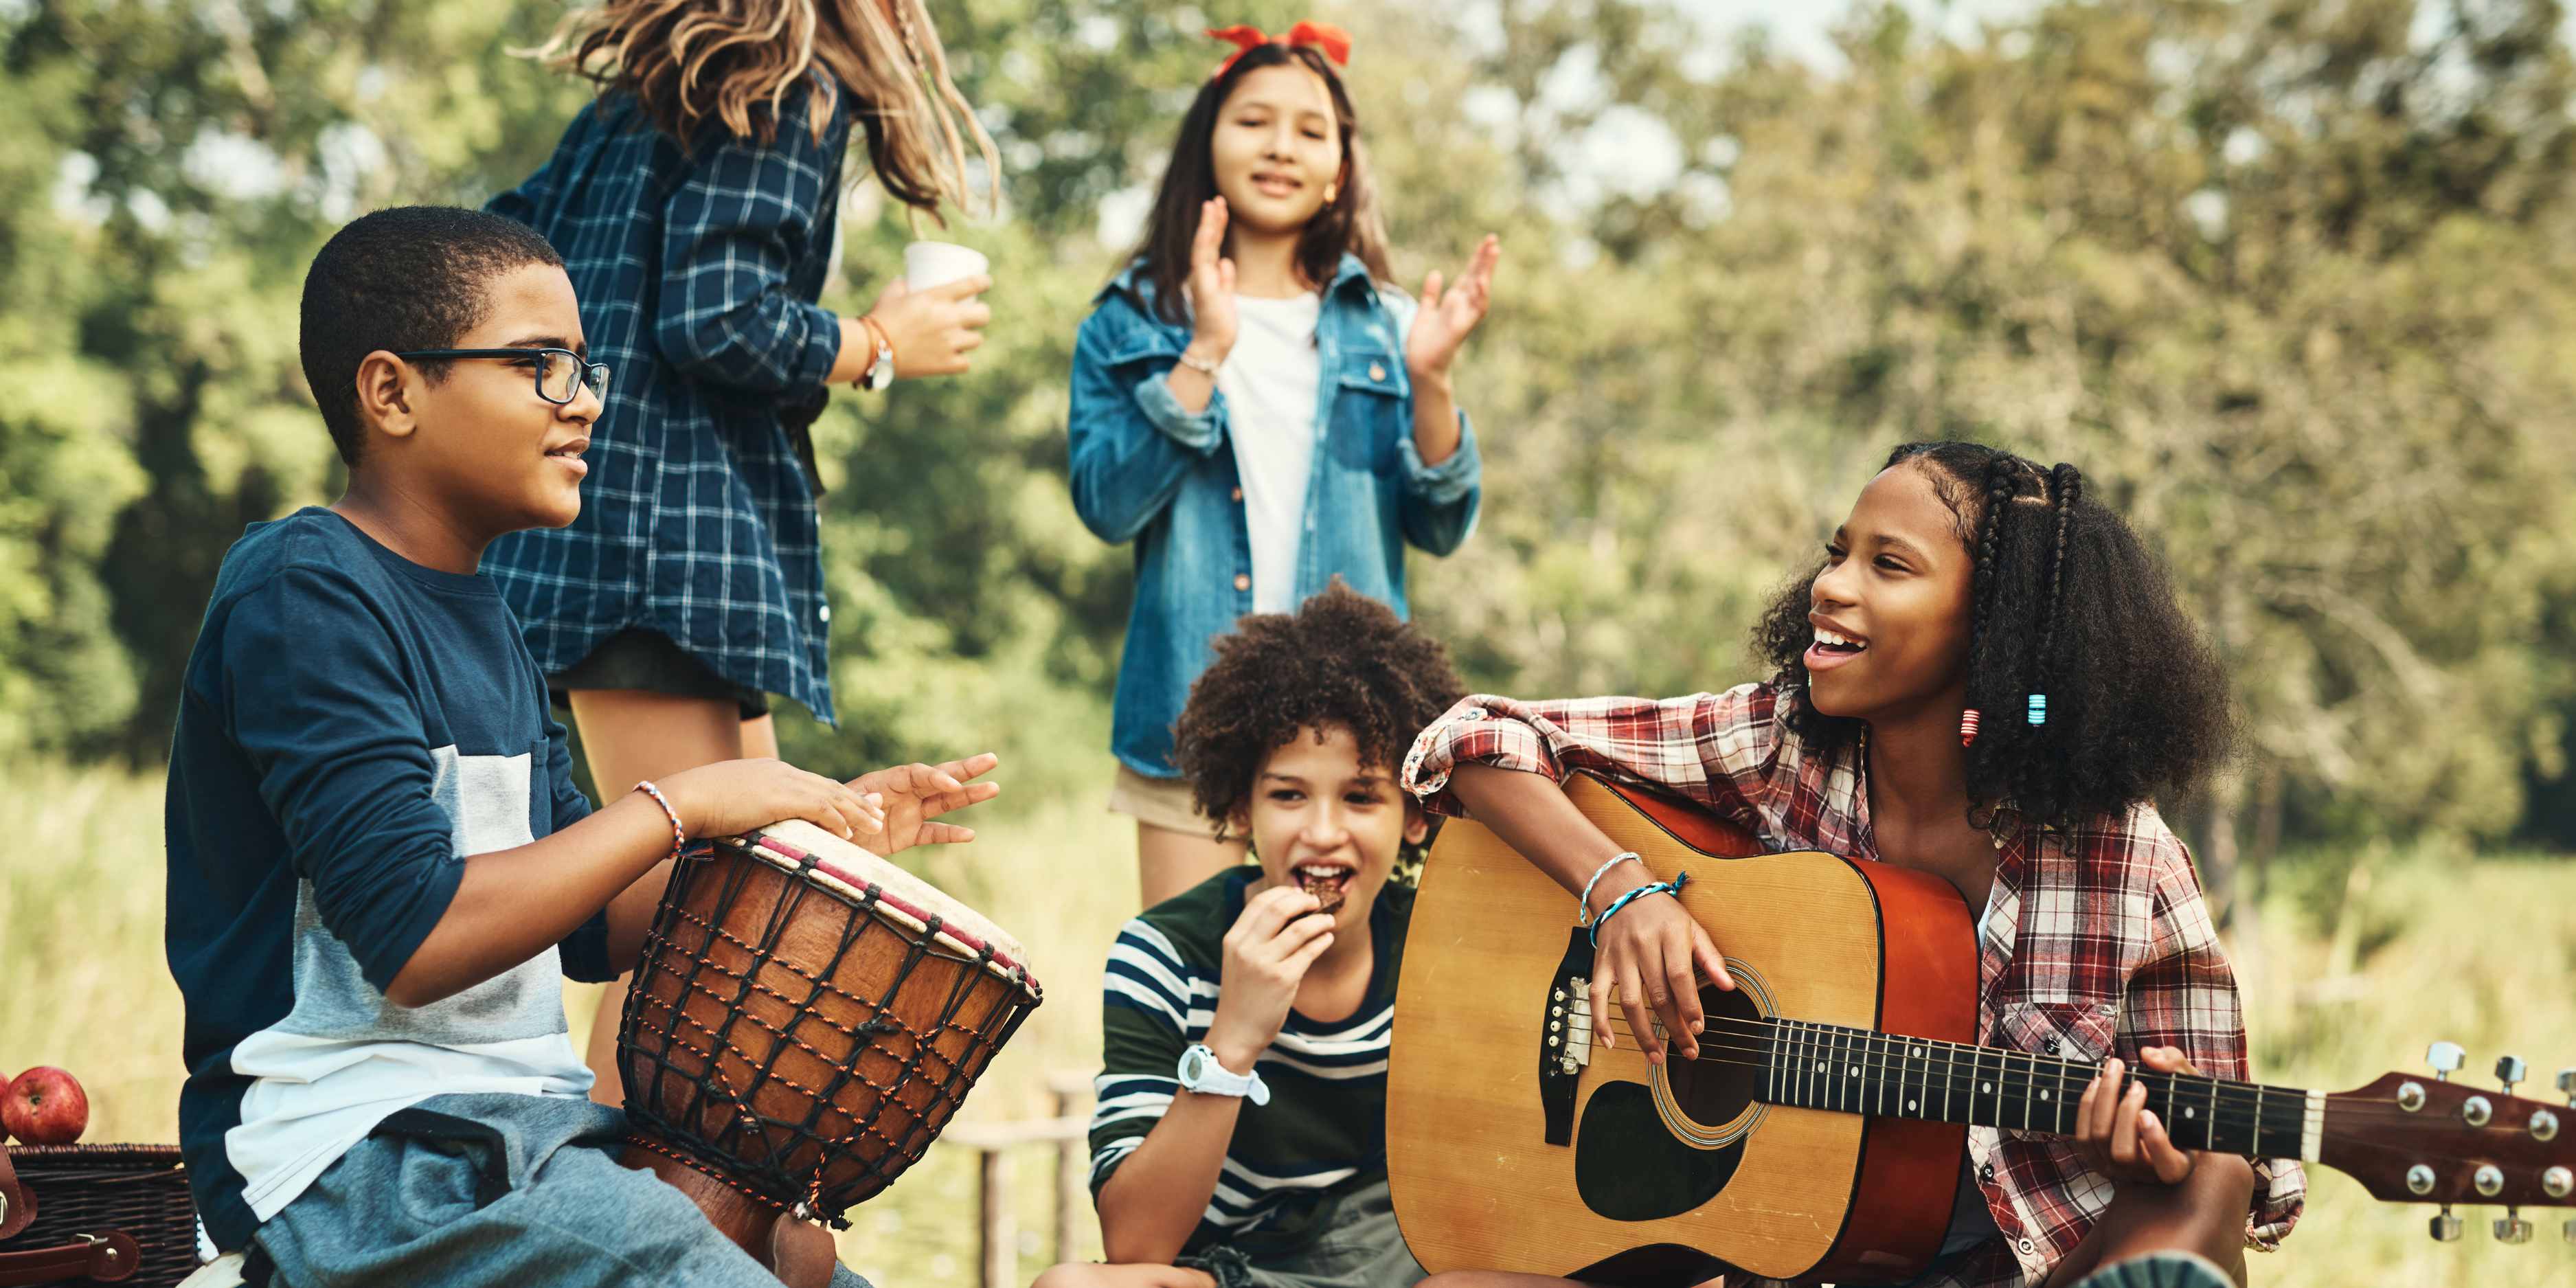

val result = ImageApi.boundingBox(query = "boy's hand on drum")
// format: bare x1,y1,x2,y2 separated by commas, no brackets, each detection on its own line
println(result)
867,275,993,379
1205,885,1334,1072
1184,196,1239,361
661,759,884,844
1403,234,1500,382
846,752,1000,854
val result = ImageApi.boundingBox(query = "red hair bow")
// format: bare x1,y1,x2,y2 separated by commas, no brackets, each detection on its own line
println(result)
1206,21,1353,80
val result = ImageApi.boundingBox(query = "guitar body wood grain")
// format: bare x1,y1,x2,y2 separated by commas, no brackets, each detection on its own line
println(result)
1387,773,1979,1285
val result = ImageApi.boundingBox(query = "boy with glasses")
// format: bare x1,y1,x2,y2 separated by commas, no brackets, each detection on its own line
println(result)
163,205,993,1287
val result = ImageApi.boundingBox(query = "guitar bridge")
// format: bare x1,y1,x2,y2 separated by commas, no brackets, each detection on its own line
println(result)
1560,976,1594,1072
1539,929,1597,1146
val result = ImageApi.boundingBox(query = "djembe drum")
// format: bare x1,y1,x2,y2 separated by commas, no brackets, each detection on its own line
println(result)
615,820,1042,1264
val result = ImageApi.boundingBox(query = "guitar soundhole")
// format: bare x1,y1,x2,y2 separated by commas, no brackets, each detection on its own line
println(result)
1662,983,1764,1128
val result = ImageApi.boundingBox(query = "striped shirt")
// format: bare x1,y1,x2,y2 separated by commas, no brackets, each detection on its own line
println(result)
1089,868,1412,1254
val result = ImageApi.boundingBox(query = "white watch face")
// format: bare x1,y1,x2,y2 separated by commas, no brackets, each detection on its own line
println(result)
1182,1048,1207,1083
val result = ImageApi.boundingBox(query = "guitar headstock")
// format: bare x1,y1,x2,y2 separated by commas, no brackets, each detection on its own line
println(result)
2320,1048,2575,1245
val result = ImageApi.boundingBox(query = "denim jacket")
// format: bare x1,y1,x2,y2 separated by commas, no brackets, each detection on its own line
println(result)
1070,253,1483,780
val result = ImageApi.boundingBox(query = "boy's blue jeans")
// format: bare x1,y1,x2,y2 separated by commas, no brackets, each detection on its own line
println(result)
251,1092,872,1288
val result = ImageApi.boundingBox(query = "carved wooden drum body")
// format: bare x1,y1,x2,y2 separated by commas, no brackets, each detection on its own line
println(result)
618,820,1042,1228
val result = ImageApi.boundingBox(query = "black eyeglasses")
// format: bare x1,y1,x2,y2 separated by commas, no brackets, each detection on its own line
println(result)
394,348,611,405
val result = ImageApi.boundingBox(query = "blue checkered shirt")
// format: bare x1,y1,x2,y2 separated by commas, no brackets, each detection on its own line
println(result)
484,83,848,723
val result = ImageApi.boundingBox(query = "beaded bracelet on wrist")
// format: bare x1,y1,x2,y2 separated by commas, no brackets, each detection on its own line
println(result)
631,779,686,863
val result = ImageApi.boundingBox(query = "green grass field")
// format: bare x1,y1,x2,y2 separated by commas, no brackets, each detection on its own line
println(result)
4,759,2568,1287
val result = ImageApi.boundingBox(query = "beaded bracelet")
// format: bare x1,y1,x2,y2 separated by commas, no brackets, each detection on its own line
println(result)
1588,870,1693,949
1576,852,1642,926
632,779,686,863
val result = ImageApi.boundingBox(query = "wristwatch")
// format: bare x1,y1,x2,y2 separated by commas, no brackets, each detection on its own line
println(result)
857,315,895,392
1176,1043,1271,1105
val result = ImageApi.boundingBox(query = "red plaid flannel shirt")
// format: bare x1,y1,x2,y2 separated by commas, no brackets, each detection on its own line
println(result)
1401,683,2304,1288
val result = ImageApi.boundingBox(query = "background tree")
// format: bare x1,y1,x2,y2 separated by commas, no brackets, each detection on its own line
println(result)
2,0,2569,864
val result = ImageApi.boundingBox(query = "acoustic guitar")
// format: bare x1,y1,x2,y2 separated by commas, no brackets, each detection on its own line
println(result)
1385,771,2575,1285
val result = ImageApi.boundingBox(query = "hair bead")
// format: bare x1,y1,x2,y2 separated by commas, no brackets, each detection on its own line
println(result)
2026,693,2048,726
1959,708,1982,747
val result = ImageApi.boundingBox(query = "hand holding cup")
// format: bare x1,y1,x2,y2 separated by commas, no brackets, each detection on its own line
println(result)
863,242,992,381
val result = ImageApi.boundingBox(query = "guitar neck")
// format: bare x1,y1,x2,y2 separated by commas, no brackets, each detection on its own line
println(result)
1760,1018,2323,1161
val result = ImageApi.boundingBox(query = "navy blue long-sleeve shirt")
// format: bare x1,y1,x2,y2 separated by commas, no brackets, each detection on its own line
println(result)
165,508,613,1251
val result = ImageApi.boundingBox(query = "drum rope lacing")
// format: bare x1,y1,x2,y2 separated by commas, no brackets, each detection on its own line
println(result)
620,841,1038,1228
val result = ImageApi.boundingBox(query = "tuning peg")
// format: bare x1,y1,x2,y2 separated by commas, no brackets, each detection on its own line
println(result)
2428,1041,2465,1081
2430,1206,2463,1241
2496,1055,2527,1096
2494,1208,2533,1244
2557,1067,2574,1105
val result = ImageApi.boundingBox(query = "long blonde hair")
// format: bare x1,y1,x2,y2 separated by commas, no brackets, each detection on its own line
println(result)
538,0,998,218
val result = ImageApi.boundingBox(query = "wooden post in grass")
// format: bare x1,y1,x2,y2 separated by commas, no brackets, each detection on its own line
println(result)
980,1147,1013,1288
942,1072,1096,1288
1050,1069,1093,1262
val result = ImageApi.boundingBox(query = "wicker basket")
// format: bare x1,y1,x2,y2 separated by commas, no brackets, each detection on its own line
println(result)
0,1144,195,1287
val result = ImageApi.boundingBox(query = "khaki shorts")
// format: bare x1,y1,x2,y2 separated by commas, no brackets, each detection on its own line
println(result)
1108,764,1221,837
1177,1177,1425,1288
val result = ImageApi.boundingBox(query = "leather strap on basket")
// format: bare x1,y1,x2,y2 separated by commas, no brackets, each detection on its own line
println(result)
0,1230,144,1285
0,1144,31,1241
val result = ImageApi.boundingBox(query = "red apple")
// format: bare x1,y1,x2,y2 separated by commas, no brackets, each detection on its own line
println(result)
2,1067,89,1146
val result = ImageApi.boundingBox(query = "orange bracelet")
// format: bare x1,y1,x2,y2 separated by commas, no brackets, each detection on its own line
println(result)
859,314,896,370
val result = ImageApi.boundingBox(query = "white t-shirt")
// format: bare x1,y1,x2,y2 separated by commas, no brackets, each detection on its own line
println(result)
1215,292,1324,615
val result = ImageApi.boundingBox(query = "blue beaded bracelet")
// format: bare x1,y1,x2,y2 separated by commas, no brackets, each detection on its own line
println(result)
1589,870,1692,949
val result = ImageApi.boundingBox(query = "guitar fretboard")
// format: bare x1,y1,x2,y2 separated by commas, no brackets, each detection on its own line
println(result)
1760,1019,2318,1160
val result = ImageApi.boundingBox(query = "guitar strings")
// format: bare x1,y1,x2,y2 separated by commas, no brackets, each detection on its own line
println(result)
1584,1028,2280,1122
1567,1038,2489,1144
1569,1015,2468,1131
1565,1035,2312,1140
1583,1035,2509,1137
1544,1017,2545,1164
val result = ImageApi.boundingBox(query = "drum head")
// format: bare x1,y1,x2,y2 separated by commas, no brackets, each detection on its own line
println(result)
737,820,1035,988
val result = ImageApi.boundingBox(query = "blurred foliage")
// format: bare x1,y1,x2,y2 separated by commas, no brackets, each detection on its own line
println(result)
3,0,2573,855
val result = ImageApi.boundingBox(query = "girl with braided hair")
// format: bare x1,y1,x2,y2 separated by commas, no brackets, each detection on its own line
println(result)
1402,443,2301,1288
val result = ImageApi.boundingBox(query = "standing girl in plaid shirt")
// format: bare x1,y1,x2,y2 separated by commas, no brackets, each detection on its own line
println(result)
483,0,1003,1105
1070,23,1502,909
1401,442,2304,1288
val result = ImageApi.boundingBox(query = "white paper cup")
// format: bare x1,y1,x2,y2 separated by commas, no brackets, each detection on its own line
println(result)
904,240,990,292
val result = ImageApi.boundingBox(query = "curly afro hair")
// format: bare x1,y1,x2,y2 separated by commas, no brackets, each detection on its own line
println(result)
1750,441,2235,835
1172,579,1467,829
